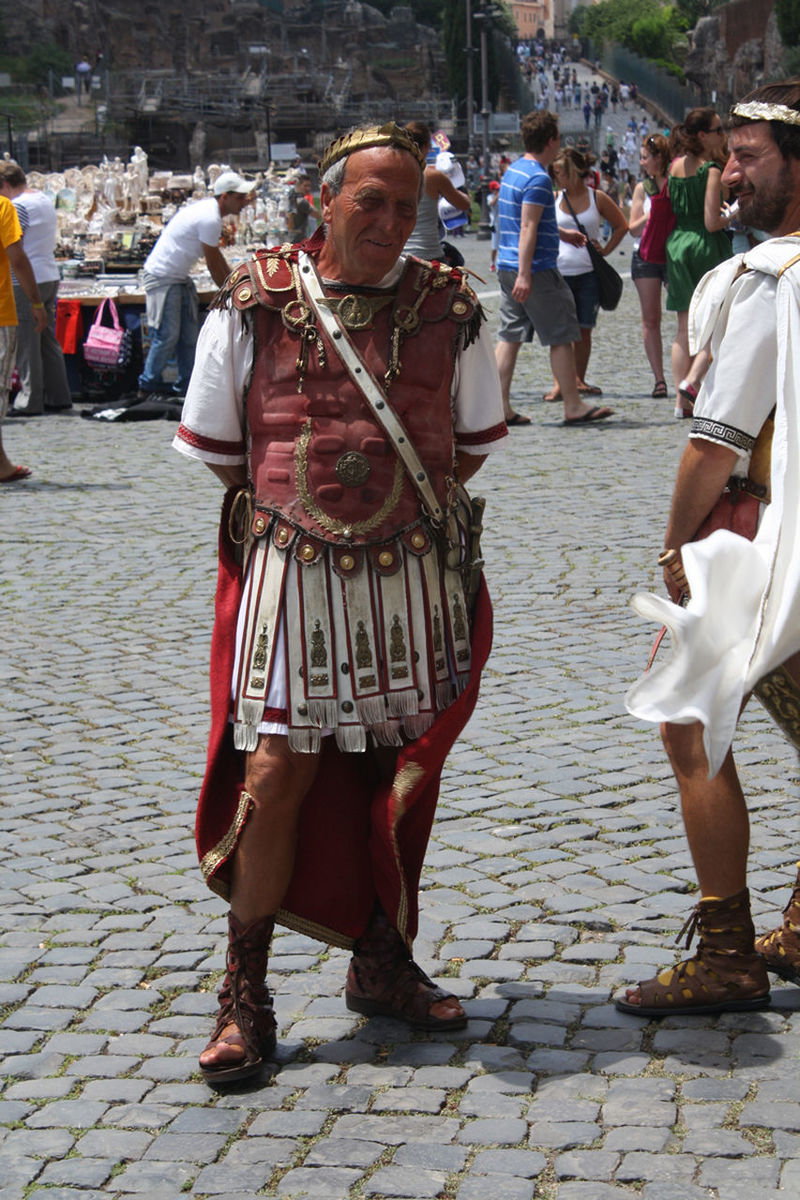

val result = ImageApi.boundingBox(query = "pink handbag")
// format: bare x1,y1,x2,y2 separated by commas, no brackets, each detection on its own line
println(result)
83,298,129,369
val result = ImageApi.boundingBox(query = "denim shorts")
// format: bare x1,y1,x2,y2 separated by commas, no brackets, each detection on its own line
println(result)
562,271,600,329
631,248,668,283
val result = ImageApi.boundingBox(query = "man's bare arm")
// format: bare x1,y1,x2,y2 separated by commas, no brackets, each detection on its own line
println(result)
662,438,738,600
203,243,233,289
6,241,46,333
456,451,487,483
512,203,542,304
207,461,248,488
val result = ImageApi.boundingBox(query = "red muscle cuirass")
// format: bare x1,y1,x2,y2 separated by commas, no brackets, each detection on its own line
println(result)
222,244,482,546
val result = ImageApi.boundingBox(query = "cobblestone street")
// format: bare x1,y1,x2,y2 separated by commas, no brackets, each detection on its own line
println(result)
3,219,800,1200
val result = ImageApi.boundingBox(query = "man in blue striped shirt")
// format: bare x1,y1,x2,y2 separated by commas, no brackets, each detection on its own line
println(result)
495,111,612,426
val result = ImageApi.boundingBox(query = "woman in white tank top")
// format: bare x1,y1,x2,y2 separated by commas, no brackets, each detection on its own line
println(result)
544,148,628,401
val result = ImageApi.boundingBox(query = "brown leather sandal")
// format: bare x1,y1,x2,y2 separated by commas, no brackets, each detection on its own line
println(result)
616,889,770,1017
200,913,277,1085
345,908,467,1030
756,861,800,986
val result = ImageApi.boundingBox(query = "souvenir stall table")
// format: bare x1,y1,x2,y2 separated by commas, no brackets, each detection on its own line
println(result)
29,148,295,406
55,274,218,403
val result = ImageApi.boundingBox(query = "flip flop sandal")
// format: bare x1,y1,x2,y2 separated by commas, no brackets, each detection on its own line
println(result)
651,380,668,398
0,464,32,482
563,406,613,425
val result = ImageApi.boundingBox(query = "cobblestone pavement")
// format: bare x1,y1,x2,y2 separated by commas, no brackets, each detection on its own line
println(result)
4,219,800,1200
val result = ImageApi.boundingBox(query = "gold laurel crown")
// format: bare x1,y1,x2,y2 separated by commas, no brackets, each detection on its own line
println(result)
318,123,427,176
731,101,800,127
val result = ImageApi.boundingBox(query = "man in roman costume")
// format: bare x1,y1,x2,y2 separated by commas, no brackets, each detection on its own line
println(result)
618,81,800,1017
173,123,506,1083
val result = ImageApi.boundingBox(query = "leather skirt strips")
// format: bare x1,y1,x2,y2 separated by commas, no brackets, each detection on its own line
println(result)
232,520,472,754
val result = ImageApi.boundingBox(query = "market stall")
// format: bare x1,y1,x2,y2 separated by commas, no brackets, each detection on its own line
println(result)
24,148,298,404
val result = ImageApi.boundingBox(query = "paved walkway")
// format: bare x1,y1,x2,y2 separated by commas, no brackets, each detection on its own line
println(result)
3,230,800,1200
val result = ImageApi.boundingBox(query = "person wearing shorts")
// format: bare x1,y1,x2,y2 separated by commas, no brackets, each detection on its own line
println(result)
630,249,667,284
494,110,612,427
628,133,671,399
0,193,46,482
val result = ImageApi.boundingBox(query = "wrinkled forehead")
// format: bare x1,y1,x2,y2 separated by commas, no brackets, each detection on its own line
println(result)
341,145,424,195
727,121,776,153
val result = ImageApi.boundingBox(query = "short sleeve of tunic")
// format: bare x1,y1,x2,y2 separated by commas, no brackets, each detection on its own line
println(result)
172,308,251,466
452,322,508,454
690,268,776,462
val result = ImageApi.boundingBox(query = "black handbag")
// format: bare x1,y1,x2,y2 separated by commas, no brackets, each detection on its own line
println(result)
563,192,623,311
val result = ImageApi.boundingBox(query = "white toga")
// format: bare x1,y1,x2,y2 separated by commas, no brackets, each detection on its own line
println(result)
626,236,800,776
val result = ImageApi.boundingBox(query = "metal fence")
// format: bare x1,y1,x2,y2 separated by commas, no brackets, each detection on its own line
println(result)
586,40,702,126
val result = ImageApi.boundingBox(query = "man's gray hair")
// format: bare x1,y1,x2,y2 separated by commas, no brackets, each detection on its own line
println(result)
321,158,347,196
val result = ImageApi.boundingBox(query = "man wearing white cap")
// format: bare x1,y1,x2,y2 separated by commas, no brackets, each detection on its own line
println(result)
137,171,254,399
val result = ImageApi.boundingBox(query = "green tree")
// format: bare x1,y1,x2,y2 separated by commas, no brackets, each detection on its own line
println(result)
18,42,74,89
367,0,446,27
444,0,469,103
631,12,673,58
570,0,689,64
443,0,516,115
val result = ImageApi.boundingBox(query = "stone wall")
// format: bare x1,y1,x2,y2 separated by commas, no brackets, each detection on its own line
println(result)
1,0,445,96
684,0,784,110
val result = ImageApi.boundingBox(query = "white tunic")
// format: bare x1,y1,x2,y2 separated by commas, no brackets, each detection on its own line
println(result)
626,237,800,776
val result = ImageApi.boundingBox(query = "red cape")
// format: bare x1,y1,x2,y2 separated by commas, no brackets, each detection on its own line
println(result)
195,490,493,948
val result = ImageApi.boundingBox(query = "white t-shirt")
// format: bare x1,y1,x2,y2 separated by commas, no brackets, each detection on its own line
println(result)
12,191,59,284
143,196,222,280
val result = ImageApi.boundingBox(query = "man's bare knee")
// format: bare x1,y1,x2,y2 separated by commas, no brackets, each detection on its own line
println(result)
660,720,707,776
245,734,320,805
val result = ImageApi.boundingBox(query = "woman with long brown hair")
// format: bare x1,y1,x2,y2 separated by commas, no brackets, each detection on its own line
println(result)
666,107,733,416
628,133,670,399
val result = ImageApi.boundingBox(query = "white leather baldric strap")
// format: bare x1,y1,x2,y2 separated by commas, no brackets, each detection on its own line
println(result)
297,250,444,523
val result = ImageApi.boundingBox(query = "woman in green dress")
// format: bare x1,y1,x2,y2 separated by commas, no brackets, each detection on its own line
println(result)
666,108,733,417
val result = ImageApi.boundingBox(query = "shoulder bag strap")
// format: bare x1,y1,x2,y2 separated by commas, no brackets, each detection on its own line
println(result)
562,191,588,239
296,250,445,524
